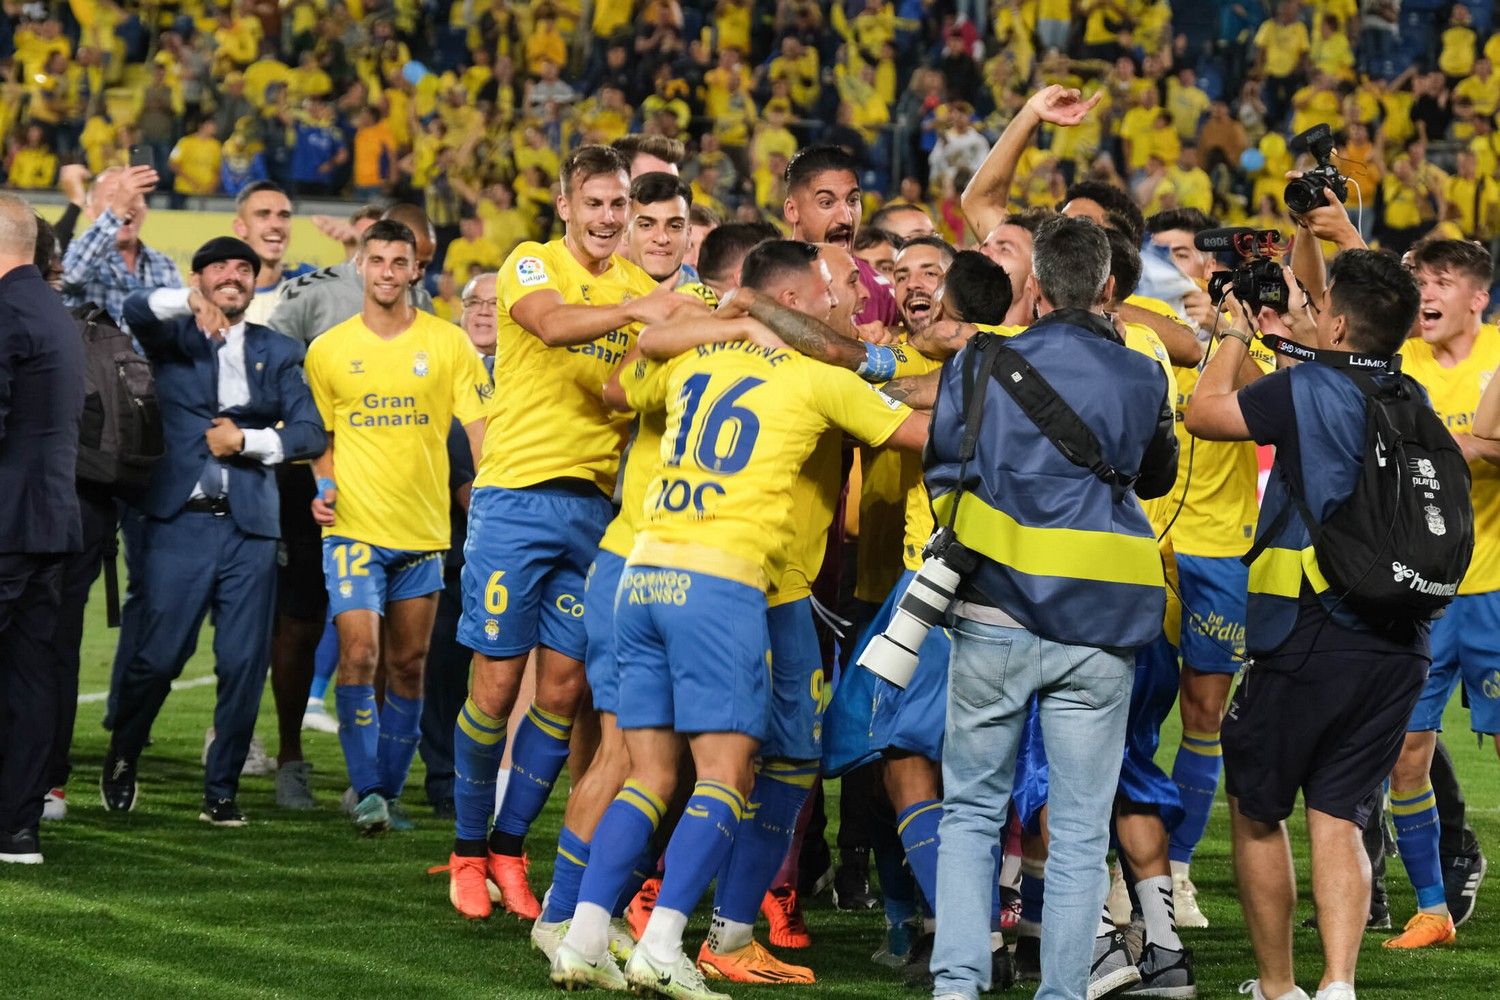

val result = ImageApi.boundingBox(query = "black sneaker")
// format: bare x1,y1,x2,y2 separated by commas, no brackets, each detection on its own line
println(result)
100,751,137,812
833,860,879,910
1089,930,1141,999
1015,935,1041,982
1444,852,1487,927
988,943,1015,993
902,932,935,989
1122,942,1195,998
199,797,247,827
0,828,42,865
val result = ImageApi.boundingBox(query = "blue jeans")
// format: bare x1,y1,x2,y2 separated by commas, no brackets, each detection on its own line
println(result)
931,618,1133,1000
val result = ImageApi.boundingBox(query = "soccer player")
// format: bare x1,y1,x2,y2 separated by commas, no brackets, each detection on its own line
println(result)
1384,238,1500,949
233,180,317,326
624,172,695,286
551,240,928,997
448,145,703,919
303,219,490,834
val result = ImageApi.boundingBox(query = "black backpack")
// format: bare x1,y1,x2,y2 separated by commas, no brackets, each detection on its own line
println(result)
73,305,164,491
1252,370,1474,625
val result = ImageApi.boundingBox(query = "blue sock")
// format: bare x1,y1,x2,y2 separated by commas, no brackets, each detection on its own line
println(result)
656,780,747,917
309,622,338,702
334,684,382,798
578,782,666,911
492,705,574,851
543,826,591,923
1168,730,1222,864
376,691,422,800
613,846,660,917
453,696,507,842
1392,782,1446,911
1020,865,1044,927
712,763,815,924
875,838,917,926
991,843,1003,931
897,799,942,912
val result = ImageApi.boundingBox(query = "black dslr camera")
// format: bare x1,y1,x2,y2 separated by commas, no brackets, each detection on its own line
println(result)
1284,124,1350,215
1196,228,1290,314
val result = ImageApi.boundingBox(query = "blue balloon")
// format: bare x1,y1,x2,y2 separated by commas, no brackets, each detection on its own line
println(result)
1240,148,1266,173
402,60,430,86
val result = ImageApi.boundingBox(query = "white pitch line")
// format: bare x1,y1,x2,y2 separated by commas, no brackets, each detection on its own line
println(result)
78,674,215,704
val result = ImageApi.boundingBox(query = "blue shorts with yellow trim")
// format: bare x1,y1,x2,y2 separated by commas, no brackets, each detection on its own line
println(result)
614,564,771,739
321,535,443,618
764,598,828,762
1409,591,1500,735
867,570,950,762
583,549,627,715
1176,554,1248,674
457,484,614,660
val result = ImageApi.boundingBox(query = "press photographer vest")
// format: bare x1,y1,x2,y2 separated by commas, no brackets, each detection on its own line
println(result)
925,311,1170,650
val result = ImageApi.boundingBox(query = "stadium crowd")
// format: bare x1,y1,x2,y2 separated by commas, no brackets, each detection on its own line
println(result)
2,3,1500,1000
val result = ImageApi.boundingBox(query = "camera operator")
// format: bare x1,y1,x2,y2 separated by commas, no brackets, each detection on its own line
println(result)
923,216,1178,1000
1185,249,1426,1000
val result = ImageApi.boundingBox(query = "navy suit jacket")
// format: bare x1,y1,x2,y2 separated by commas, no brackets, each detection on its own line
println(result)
123,291,326,539
0,265,85,553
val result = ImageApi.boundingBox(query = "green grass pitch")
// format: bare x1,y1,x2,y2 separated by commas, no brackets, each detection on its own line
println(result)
1,576,1497,998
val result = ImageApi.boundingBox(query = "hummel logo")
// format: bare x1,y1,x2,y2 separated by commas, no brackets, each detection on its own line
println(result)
349,360,364,374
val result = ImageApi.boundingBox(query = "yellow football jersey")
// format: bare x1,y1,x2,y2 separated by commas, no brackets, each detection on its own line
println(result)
768,428,843,606
306,312,490,551
1123,322,1183,537
624,341,912,590
476,240,659,495
1399,326,1500,594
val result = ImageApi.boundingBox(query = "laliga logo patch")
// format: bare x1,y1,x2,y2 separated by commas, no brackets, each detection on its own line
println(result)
516,256,548,287
484,618,500,640
413,351,429,377
1424,504,1447,536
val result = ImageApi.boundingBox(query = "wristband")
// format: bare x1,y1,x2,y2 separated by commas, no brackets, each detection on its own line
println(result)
856,342,897,382
1219,328,1252,347
316,476,337,501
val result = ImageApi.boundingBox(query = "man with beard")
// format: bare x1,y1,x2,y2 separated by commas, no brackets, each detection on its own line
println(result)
234,181,317,326
303,220,491,835
448,146,705,919
99,237,326,826
783,145,898,331
60,165,182,331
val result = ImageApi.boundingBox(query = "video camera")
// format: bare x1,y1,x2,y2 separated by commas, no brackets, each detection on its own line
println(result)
1195,227,1290,314
1284,123,1349,215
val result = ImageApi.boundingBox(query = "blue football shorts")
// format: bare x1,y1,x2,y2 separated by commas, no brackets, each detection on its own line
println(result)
1408,591,1500,735
583,549,627,715
763,598,829,761
1176,554,1248,674
322,535,443,618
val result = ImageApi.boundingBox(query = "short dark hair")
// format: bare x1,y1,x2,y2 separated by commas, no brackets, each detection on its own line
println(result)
359,218,418,253
1062,181,1145,244
896,233,957,268
32,213,56,274
740,239,820,293
1032,216,1111,310
942,251,1012,326
562,144,630,196
381,202,435,243
698,222,779,284
689,204,721,229
1407,237,1494,288
612,134,685,168
867,202,932,232
1327,249,1421,355
630,171,693,207
1104,227,1142,303
1002,206,1056,234
785,144,859,191
235,180,289,209
854,228,897,252
1145,207,1218,236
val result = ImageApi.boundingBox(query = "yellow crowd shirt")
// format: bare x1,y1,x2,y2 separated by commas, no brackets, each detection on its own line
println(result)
1255,19,1309,78
306,312,491,551
1399,327,1500,594
476,240,658,495
624,342,911,591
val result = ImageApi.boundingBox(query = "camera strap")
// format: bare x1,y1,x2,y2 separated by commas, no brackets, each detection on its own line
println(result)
1258,333,1402,373
948,331,1004,531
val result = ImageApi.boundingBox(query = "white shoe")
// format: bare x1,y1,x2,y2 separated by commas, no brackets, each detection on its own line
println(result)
531,916,569,961
624,944,729,999
551,941,628,991
203,728,276,777
608,918,636,962
1314,984,1355,1000
301,697,340,733
1171,862,1209,929
1108,860,1132,927
42,788,66,821
1239,981,1311,1000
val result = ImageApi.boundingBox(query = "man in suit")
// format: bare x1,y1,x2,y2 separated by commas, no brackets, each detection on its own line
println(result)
100,236,326,826
0,194,85,864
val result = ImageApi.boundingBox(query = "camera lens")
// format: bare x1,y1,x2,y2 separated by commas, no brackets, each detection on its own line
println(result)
1284,177,1320,215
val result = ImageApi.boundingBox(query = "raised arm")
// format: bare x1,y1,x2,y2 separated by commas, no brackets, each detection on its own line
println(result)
509,283,706,348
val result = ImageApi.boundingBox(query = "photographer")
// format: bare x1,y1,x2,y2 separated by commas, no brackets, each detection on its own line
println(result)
923,216,1177,1000
1184,251,1427,1000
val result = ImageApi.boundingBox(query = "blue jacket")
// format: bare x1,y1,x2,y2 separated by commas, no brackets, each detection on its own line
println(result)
0,265,85,553
123,291,326,539
925,309,1178,650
